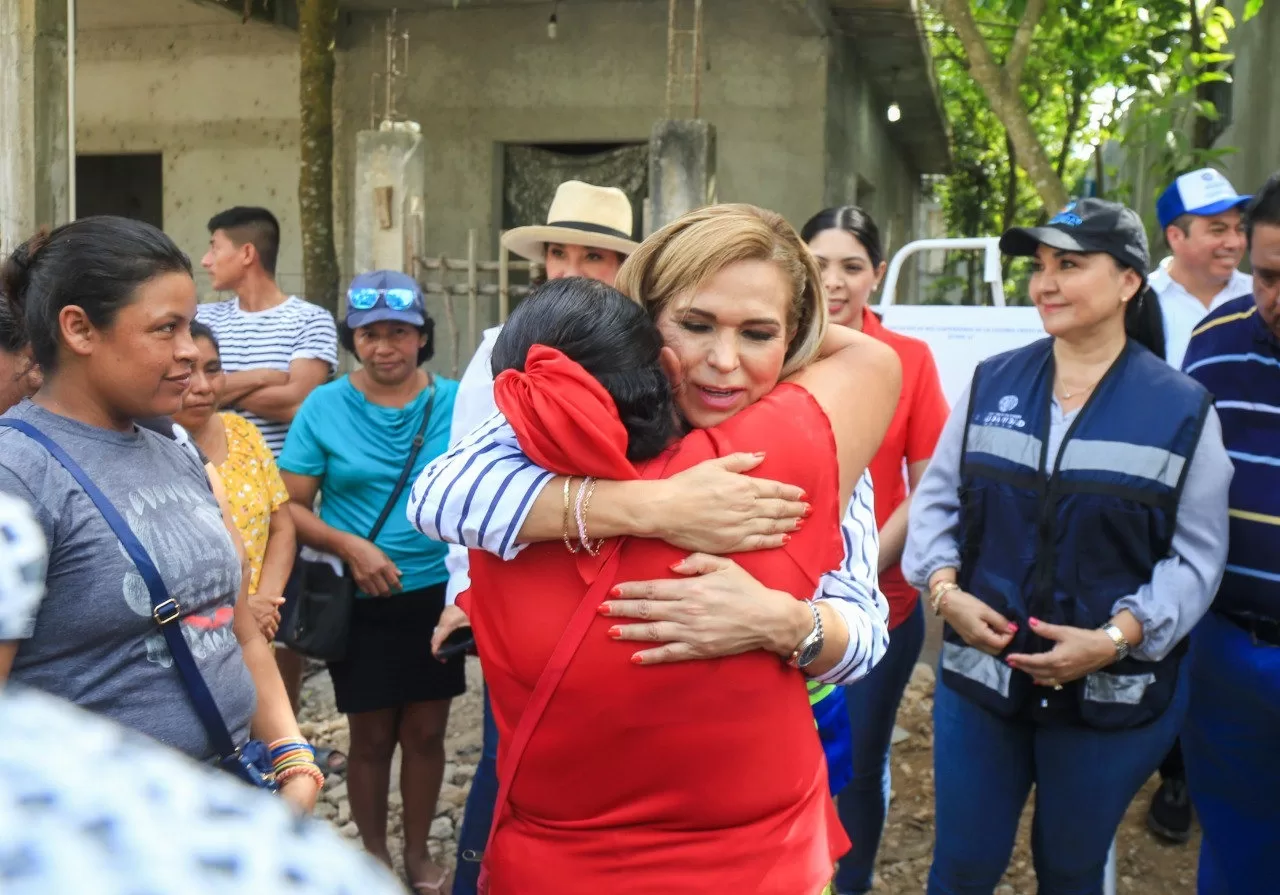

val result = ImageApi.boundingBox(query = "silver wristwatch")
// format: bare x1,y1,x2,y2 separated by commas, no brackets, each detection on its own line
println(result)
787,602,824,669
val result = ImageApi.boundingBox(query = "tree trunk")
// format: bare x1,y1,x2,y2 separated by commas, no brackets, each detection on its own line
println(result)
298,0,340,314
930,0,1069,212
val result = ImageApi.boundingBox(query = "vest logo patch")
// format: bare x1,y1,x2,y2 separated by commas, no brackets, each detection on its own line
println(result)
982,395,1026,428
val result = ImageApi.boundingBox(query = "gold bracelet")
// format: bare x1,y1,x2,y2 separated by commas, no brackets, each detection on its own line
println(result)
562,477,580,554
577,476,602,556
930,580,960,616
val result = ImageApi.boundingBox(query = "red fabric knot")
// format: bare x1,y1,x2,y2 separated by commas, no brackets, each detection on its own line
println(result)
494,344,638,481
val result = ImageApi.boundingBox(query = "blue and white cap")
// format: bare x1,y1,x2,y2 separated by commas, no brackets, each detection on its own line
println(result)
1156,168,1251,230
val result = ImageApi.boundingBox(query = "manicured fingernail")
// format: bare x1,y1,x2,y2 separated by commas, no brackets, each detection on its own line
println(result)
1029,617,1040,627
753,451,766,458
793,519,805,531
802,503,813,517
608,626,621,639
798,490,808,500
781,534,792,544
1007,622,1018,633
630,654,644,665
1005,657,1015,666
609,586,622,597
597,604,611,616
669,561,684,572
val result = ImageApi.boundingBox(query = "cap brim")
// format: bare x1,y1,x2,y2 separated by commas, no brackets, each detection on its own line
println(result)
346,307,425,329
999,226,1090,257
501,225,640,263
1187,196,1252,218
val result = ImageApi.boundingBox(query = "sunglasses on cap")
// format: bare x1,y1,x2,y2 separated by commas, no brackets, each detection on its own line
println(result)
347,287,418,311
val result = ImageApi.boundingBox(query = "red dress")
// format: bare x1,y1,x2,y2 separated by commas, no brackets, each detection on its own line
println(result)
466,347,850,894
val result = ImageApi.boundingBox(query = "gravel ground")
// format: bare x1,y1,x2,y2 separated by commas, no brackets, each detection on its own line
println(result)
298,659,1199,894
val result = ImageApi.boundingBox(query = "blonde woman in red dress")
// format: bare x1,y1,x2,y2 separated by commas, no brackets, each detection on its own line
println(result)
430,205,902,893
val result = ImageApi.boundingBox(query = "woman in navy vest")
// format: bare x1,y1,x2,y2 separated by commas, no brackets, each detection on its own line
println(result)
903,198,1232,894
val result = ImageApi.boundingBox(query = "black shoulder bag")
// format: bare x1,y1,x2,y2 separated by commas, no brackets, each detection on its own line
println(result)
283,381,436,662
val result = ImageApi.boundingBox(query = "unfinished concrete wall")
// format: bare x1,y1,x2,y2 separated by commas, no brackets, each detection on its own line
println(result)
823,34,922,268
74,0,301,296
1214,0,1280,196
334,0,829,267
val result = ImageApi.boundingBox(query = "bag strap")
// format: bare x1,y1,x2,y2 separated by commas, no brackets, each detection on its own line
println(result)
0,418,239,761
366,380,436,544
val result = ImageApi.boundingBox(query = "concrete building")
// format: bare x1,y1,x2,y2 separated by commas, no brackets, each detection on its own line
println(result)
9,0,947,368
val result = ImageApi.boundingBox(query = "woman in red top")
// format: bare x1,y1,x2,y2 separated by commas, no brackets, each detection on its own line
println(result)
801,206,950,895
464,210,901,891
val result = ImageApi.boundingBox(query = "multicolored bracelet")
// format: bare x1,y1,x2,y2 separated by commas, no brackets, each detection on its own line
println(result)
275,763,325,789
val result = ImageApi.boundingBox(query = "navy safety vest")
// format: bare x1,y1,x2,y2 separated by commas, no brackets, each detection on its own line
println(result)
944,338,1211,729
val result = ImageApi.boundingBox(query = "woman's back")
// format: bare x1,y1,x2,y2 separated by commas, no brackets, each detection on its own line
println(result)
469,382,847,893
0,400,254,758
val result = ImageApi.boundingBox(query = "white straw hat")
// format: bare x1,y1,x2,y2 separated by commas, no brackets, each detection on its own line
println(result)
501,180,640,263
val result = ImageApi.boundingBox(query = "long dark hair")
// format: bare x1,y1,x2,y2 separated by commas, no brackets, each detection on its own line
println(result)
799,205,885,268
0,216,193,375
491,277,676,462
1126,282,1167,360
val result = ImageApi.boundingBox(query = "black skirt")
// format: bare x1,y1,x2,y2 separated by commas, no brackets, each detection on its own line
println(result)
326,582,466,714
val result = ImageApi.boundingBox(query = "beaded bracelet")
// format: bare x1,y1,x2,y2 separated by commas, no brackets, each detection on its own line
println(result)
562,476,581,554
276,763,325,789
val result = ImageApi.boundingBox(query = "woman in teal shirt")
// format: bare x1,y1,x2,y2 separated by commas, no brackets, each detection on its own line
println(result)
280,271,460,893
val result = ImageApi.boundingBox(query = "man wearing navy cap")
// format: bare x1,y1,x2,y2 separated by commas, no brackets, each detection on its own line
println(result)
1152,168,1253,370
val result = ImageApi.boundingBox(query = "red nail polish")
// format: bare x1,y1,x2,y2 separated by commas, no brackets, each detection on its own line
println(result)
630,654,644,665
1007,622,1018,633
596,604,610,616
781,534,792,544
802,503,813,518
798,490,808,500
608,626,621,639
794,519,805,531
1029,617,1040,627
609,586,622,598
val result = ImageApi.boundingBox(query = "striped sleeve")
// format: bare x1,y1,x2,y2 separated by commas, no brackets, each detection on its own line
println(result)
405,412,553,561
293,304,339,370
809,471,891,685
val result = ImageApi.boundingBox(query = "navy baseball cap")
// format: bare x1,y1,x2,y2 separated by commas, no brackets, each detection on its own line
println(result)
345,270,426,329
1156,168,1251,230
1000,198,1150,277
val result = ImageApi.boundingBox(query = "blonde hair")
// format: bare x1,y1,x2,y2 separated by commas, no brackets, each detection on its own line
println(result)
615,204,828,377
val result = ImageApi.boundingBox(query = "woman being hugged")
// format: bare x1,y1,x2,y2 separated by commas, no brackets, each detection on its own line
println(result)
802,205,949,895
278,271,461,891
0,217,321,811
903,199,1231,894
174,322,296,642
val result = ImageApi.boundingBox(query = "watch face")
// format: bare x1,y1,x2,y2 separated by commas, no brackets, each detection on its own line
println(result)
797,639,823,668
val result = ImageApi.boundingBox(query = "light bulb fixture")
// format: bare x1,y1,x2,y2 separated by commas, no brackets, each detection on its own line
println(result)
886,102,902,123
548,2,558,39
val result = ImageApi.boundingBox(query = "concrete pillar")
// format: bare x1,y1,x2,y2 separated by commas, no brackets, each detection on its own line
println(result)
0,0,69,255
647,119,716,235
353,122,426,274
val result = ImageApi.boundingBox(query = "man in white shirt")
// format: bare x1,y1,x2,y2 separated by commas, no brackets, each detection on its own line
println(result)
1151,169,1253,369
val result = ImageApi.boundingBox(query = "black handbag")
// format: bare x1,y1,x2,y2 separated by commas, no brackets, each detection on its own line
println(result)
0,419,279,792
283,381,436,662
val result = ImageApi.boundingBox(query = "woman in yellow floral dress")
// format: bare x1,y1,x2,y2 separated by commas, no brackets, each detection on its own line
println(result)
175,321,296,641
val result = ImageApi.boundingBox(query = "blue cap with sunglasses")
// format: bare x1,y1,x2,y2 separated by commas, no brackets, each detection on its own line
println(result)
346,270,426,329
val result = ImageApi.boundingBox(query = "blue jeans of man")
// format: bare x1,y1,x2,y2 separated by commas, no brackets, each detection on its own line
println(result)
833,600,926,894
452,686,499,895
928,666,1189,895
1182,610,1280,895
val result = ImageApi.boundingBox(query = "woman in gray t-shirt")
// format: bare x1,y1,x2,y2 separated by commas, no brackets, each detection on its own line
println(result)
0,217,320,813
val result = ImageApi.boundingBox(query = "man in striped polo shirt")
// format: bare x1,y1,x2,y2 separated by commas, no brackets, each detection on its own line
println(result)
1180,172,1280,895
197,207,338,457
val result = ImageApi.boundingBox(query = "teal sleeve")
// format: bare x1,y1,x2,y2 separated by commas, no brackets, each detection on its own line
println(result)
277,395,327,477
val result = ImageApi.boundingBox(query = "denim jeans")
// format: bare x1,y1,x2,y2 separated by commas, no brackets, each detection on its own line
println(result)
928,665,1189,895
833,600,926,894
1182,611,1280,895
452,686,499,895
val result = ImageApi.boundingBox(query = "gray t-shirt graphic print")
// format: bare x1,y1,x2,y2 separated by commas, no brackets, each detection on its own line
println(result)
0,400,255,759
